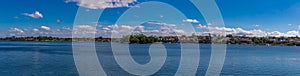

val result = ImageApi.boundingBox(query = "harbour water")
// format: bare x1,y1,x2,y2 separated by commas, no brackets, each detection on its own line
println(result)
1,41,300,76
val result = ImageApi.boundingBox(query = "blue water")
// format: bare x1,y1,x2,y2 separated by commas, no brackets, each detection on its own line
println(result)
0,41,300,76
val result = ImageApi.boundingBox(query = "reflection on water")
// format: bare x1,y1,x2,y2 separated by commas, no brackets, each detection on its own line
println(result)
0,41,300,76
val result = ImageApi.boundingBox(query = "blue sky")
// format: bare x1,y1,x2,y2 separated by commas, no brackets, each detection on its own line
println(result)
217,0,300,31
1,0,300,37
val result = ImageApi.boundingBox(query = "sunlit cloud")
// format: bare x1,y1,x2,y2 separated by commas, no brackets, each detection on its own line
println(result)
182,19,199,23
40,26,51,30
65,0,137,9
9,28,24,33
33,28,39,32
22,11,43,18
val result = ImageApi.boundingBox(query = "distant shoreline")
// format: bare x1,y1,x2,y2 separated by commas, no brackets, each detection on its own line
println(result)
1,40,299,47
1,34,300,46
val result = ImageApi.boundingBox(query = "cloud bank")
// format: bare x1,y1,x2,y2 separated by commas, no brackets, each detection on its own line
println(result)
197,24,300,37
3,22,300,38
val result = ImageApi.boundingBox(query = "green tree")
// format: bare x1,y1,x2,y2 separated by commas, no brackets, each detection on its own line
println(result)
130,36,139,44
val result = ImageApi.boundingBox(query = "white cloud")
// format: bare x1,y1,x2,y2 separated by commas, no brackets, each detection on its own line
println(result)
249,29,267,37
98,22,191,37
66,0,137,9
285,31,299,37
73,25,97,35
173,29,187,35
5,22,300,38
9,28,24,33
62,27,72,31
33,28,39,32
74,25,96,31
6,27,73,37
107,24,119,29
135,26,144,31
168,24,176,27
40,26,51,30
197,25,300,37
197,24,207,28
182,19,199,23
102,27,110,31
268,31,284,37
121,25,134,30
23,11,43,18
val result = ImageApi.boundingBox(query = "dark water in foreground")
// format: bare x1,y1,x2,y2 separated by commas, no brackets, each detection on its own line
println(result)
0,41,300,76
